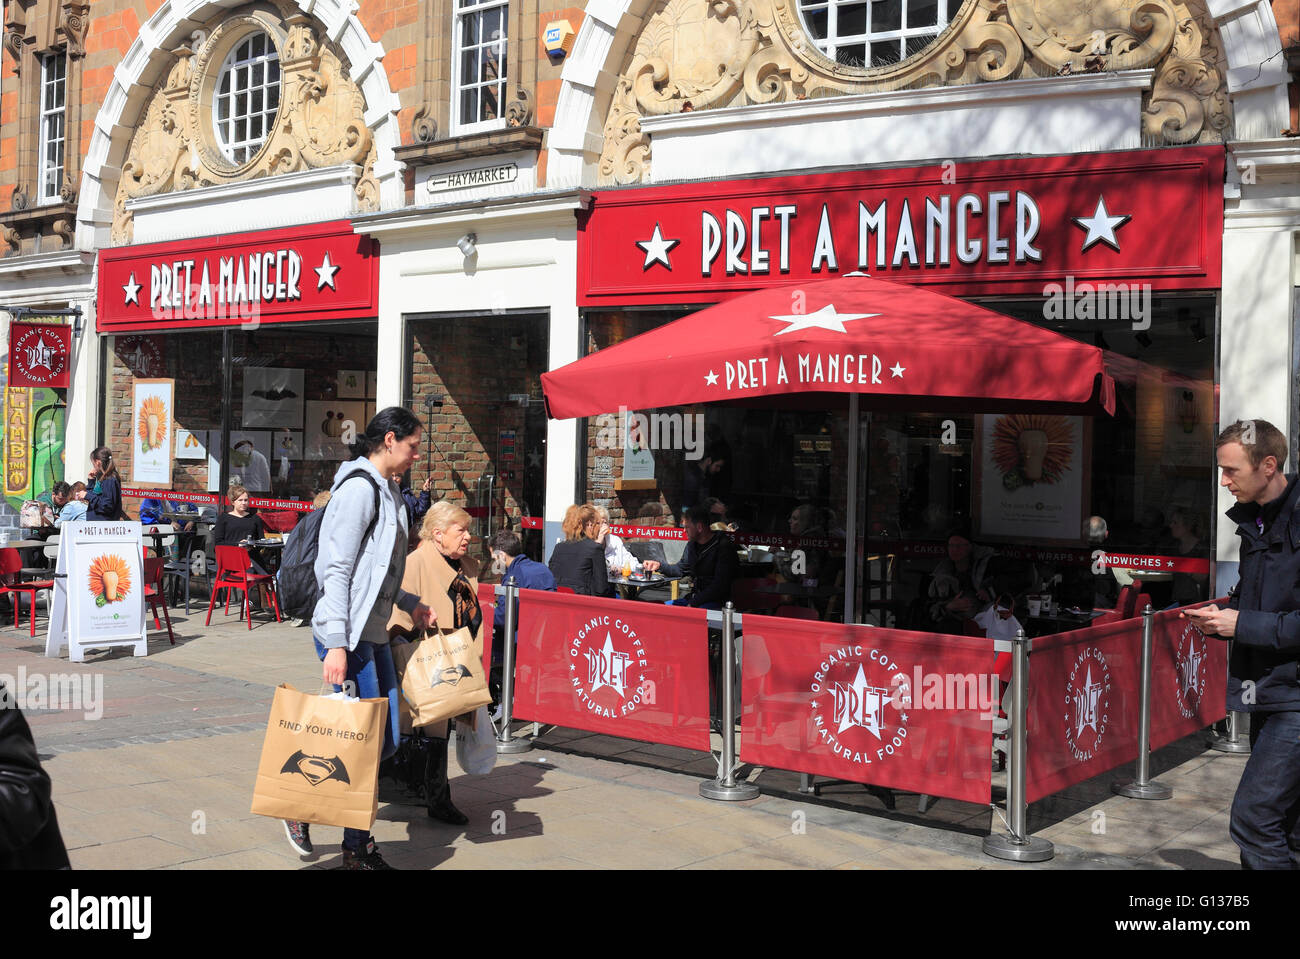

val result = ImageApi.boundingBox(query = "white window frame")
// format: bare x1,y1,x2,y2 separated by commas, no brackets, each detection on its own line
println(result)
451,0,509,135
797,0,951,69
38,51,66,205
212,31,282,166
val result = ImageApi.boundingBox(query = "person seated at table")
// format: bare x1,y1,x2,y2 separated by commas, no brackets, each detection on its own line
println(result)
928,527,995,633
36,482,70,525
138,497,197,531
54,483,87,528
487,529,556,708
591,504,660,577
776,503,830,587
658,503,740,610
1060,515,1119,612
548,505,614,597
212,484,269,574
974,592,1025,642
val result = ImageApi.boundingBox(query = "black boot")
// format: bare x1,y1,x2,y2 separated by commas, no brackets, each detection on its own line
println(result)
425,735,468,825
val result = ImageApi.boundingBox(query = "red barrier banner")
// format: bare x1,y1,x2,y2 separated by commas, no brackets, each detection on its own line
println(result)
1149,603,1228,750
739,617,995,803
512,591,712,751
1026,618,1143,803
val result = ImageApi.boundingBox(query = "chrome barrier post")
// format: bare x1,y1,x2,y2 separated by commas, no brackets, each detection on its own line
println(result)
701,602,759,801
984,629,1053,862
1113,604,1172,799
1208,641,1250,753
496,577,532,754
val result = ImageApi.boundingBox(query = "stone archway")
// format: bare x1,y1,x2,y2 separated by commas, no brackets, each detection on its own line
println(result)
75,0,402,250
545,0,1291,187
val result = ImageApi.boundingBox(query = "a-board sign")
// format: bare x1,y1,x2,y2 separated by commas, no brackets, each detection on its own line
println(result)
45,522,147,662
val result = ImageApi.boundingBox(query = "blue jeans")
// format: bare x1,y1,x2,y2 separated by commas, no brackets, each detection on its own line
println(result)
1229,710,1300,869
313,636,402,851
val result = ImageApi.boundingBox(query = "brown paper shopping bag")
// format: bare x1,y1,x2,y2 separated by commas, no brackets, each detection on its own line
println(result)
250,684,388,831
393,626,492,729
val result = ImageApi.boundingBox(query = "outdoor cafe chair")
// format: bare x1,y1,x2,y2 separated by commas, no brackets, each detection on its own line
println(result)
0,546,53,637
206,545,282,630
142,555,176,646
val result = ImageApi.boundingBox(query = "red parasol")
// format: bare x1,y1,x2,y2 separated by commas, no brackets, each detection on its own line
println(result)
542,275,1115,419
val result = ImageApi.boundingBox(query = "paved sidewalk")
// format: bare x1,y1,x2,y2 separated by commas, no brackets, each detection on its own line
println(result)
1,609,1248,869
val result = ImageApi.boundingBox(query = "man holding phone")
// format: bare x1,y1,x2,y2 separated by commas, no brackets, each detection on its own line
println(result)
1184,419,1300,869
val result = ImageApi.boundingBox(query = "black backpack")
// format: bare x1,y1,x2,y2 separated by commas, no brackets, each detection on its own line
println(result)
277,471,381,621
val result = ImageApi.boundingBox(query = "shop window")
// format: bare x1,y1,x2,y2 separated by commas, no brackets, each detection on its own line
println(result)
213,31,282,166
102,325,378,515
406,312,548,554
797,0,950,68
451,0,508,134
37,51,65,205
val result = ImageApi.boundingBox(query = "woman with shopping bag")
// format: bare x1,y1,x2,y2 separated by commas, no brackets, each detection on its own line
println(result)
386,500,484,825
279,407,433,870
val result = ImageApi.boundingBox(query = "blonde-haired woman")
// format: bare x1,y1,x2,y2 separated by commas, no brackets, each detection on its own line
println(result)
387,500,480,825
212,483,269,573
548,503,612,596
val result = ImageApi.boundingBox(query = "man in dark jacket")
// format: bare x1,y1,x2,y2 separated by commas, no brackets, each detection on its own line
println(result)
0,680,70,869
1184,419,1300,869
660,503,739,610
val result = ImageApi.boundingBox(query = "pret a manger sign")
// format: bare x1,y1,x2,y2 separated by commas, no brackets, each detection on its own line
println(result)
97,220,379,332
579,146,1223,305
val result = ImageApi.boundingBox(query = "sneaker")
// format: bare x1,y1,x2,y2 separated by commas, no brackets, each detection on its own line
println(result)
283,819,312,856
340,839,395,870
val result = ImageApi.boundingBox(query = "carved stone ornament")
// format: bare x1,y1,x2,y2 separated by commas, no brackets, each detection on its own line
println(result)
111,10,377,244
3,25,22,70
59,1,90,59
411,104,437,143
505,86,533,127
11,184,29,212
598,0,1232,184
1,224,20,254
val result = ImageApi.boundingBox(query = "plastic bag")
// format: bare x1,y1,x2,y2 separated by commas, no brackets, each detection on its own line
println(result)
453,705,497,776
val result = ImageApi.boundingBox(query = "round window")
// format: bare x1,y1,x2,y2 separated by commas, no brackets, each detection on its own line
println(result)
797,0,951,69
212,31,281,165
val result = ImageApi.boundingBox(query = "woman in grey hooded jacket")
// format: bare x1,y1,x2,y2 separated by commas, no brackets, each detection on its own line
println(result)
283,407,434,870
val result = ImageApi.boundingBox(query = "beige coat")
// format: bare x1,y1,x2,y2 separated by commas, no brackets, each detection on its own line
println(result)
388,543,482,736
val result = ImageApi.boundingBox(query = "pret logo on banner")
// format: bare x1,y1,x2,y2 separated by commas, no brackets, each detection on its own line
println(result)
512,591,712,750
45,523,148,662
1064,645,1112,762
1173,621,1208,720
570,623,650,718
809,644,911,768
131,379,174,487
8,321,71,389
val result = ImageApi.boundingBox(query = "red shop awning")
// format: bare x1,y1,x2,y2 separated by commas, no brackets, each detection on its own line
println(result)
542,275,1116,419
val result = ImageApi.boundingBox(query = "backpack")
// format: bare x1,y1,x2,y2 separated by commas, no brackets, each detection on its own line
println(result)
276,471,381,622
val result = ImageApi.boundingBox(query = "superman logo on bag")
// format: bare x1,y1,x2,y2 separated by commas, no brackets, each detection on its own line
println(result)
280,751,352,786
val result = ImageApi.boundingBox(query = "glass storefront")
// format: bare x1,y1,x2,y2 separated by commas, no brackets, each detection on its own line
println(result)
580,293,1218,626
406,311,549,558
101,322,377,509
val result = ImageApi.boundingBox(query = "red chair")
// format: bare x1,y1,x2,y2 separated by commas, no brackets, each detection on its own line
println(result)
0,547,53,637
557,586,577,594
259,511,300,535
206,545,282,629
774,604,819,621
143,555,176,645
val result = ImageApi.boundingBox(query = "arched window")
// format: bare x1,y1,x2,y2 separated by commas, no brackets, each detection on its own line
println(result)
213,31,282,164
797,0,952,69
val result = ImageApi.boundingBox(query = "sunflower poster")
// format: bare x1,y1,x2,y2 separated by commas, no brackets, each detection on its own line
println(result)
132,379,174,487
45,523,147,662
974,414,1087,543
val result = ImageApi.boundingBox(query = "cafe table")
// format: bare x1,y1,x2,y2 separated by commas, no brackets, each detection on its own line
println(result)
608,572,680,601
1025,608,1109,638
244,537,285,576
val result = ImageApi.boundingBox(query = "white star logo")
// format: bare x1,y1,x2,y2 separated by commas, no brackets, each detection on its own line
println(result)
704,370,719,386
890,362,905,378
25,335,55,372
835,664,886,738
314,252,340,290
1072,197,1131,253
769,304,878,336
123,272,141,306
636,224,680,271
